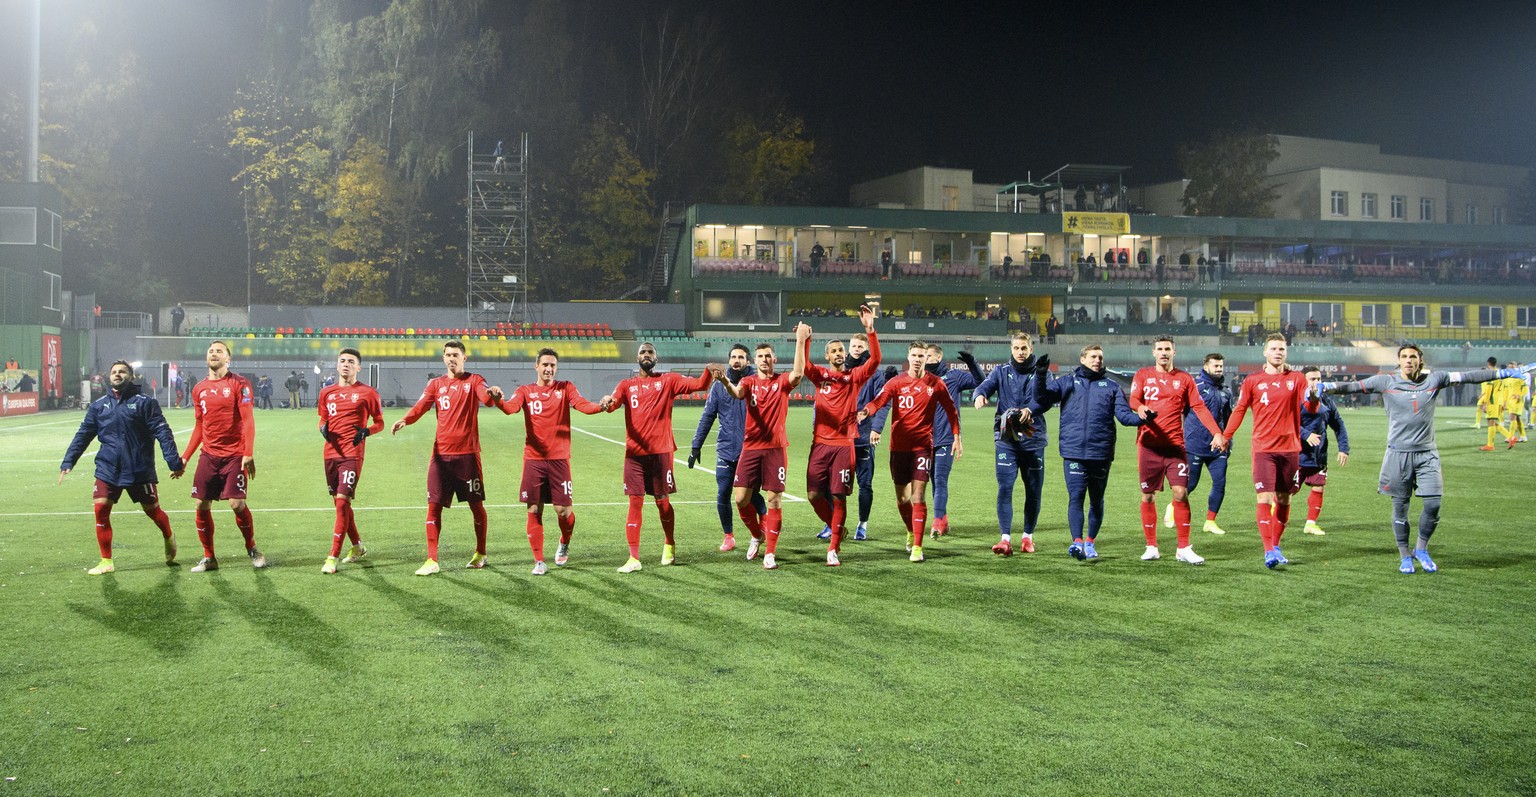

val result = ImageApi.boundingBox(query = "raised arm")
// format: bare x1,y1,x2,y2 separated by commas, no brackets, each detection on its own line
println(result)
786,323,810,388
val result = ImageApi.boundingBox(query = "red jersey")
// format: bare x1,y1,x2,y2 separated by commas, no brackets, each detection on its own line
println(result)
608,370,712,456
806,332,882,446
862,372,959,452
505,380,601,460
1128,366,1220,452
738,371,796,451
400,372,509,456
1222,367,1318,453
186,373,255,459
318,382,385,461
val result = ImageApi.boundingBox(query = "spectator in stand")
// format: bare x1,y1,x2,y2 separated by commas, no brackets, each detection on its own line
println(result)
170,303,186,336
809,242,825,277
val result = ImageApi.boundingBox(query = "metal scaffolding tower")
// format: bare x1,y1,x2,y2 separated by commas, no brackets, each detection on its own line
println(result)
466,131,531,326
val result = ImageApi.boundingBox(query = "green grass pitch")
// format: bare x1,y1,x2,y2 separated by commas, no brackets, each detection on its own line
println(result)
2,402,1534,795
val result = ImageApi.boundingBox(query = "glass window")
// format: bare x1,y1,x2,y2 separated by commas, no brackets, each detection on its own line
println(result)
45,271,62,311
0,207,37,245
1361,304,1390,326
1492,207,1504,225
1420,197,1434,222
1439,305,1465,328
1390,195,1405,220
1518,307,1536,328
1466,205,1479,224
1402,304,1428,327
1361,193,1377,218
931,241,953,265
1330,191,1348,216
1480,306,1504,327
941,186,959,211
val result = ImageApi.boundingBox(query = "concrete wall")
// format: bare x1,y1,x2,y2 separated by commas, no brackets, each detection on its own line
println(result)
243,302,685,330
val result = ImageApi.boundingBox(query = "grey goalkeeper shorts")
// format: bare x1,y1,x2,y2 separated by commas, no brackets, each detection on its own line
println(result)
1377,449,1441,499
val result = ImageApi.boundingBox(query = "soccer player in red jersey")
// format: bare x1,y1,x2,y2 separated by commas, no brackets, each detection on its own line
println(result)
1221,333,1318,569
317,348,384,575
802,306,881,566
859,341,962,563
181,340,263,572
59,360,185,575
1128,335,1227,565
600,343,721,573
502,348,603,575
722,325,811,569
392,340,512,576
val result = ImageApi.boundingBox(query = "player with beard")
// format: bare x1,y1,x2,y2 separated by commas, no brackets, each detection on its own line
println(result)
600,344,721,573
182,340,263,571
801,306,881,565
845,332,890,541
1165,353,1235,536
60,360,185,574
689,344,766,552
722,326,810,569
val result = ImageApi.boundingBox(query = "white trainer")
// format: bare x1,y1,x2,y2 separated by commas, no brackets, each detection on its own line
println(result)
745,537,761,561
826,550,840,567
531,560,548,576
1175,546,1205,565
763,553,778,570
1141,545,1161,561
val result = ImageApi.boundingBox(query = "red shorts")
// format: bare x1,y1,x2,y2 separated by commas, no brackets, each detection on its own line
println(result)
520,459,573,506
805,443,854,496
1137,446,1189,493
624,453,676,497
1252,451,1301,495
192,454,247,501
325,458,362,499
93,479,158,505
734,447,788,492
427,453,485,507
889,448,934,484
1300,466,1328,487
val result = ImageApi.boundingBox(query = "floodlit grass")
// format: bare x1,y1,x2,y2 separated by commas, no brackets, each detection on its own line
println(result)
3,401,1534,795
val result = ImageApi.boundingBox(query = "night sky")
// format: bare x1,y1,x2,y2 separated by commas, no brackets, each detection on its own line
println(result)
2,0,1533,260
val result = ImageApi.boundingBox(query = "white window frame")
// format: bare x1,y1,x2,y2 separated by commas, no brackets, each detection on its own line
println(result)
1402,304,1428,327
1419,197,1434,222
1480,306,1504,328
1361,193,1377,219
1466,205,1479,224
1492,206,1504,225
1390,195,1405,220
0,207,38,245
1361,303,1389,326
1439,305,1465,328
1518,307,1536,328
1330,191,1348,217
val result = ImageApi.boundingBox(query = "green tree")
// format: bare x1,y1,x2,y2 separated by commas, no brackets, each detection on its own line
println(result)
717,112,817,206
535,117,655,300
1179,131,1280,218
322,139,400,304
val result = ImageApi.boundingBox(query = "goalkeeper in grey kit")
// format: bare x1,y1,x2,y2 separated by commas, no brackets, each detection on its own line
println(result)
1319,344,1536,574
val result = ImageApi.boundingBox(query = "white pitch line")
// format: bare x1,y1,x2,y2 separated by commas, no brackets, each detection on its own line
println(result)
570,424,805,502
0,419,84,432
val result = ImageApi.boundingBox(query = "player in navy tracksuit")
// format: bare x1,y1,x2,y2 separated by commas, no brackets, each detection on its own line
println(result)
1298,365,1350,535
973,332,1051,555
60,360,186,574
924,344,979,537
689,343,766,552
848,335,889,540
1173,353,1235,535
1030,345,1145,560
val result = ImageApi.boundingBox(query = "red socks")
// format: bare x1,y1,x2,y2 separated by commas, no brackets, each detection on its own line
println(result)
1174,500,1192,548
898,502,913,539
331,498,353,557
425,502,443,560
1255,502,1273,550
657,498,675,545
469,501,488,555
557,510,575,544
145,506,174,540
196,507,215,557
1140,501,1158,545
829,499,847,551
1307,490,1323,522
1274,501,1290,544
625,495,644,558
93,503,113,558
233,505,255,549
910,502,927,543
527,512,545,561
810,496,832,525
764,508,782,554
1207,509,1219,522
738,503,763,539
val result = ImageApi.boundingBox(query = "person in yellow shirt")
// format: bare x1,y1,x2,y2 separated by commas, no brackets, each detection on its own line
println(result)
1502,364,1528,444
1475,357,1497,428
1482,369,1515,450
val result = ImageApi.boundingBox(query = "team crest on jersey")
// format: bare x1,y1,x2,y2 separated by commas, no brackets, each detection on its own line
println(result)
221,387,231,397
653,381,663,391
1285,381,1294,390
925,387,934,396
